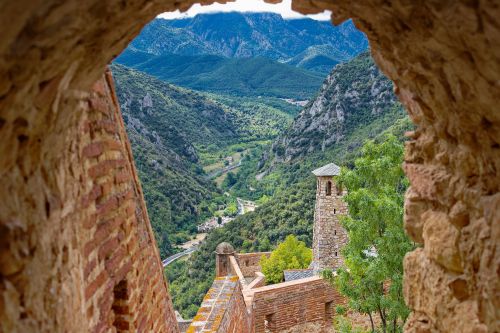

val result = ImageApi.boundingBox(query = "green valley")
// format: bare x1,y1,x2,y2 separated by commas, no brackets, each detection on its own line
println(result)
163,51,412,318
111,63,296,257
113,11,411,327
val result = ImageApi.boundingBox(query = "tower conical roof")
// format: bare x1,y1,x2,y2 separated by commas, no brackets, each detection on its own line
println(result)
312,163,340,176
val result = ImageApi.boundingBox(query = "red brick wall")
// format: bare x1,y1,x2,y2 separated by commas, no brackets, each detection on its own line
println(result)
0,69,179,332
251,277,345,333
82,70,179,332
187,276,251,333
217,281,251,333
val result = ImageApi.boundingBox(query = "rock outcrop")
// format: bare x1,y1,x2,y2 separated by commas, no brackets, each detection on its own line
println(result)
0,1,498,332
269,51,400,164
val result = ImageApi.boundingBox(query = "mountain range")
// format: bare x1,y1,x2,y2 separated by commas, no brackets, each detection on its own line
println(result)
268,51,402,164
125,12,368,74
111,12,409,319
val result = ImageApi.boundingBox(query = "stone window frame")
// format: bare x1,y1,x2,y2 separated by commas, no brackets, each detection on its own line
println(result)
326,181,332,196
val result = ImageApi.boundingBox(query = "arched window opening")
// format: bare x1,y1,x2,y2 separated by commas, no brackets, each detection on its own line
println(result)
326,181,332,196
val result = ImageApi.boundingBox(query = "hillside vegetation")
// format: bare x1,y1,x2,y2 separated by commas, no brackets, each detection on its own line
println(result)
111,64,295,256
269,51,400,165
115,51,325,99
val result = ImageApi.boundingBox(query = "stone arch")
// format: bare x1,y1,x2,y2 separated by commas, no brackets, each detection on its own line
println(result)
0,1,498,332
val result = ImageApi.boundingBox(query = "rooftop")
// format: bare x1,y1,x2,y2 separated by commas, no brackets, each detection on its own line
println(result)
284,269,315,282
312,163,341,176
215,242,235,254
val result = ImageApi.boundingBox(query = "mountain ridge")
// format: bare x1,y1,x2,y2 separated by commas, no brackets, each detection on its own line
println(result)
266,51,403,167
127,12,368,74
115,50,325,99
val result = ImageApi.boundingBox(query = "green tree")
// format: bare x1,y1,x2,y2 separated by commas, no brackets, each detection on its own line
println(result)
260,235,312,284
324,134,414,333
223,172,238,188
224,202,238,217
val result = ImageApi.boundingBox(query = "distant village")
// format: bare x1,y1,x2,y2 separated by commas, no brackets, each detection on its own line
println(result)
197,198,258,232
197,216,234,232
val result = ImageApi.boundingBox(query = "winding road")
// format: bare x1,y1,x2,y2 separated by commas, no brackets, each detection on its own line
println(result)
206,160,242,179
162,246,198,267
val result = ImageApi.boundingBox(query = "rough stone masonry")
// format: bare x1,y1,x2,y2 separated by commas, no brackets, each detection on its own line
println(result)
311,163,349,271
0,1,498,332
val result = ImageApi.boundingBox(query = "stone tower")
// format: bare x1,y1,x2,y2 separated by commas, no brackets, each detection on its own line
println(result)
215,242,235,277
311,163,348,271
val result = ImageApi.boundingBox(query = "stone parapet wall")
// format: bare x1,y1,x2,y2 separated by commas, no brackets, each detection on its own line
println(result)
250,277,345,333
187,276,250,333
235,252,271,278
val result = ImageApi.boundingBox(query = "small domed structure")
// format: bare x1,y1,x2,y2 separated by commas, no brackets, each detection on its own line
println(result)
215,242,234,254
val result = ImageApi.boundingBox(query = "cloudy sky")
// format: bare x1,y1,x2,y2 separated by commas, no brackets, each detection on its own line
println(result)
158,0,331,20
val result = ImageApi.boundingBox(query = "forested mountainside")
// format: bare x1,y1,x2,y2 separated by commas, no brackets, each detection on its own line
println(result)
268,51,400,165
114,51,324,99
167,51,412,318
111,64,295,257
127,13,368,74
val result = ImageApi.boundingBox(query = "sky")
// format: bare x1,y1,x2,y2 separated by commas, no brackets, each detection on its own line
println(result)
158,0,331,21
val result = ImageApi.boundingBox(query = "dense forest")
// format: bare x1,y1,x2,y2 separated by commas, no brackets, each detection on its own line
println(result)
167,116,412,318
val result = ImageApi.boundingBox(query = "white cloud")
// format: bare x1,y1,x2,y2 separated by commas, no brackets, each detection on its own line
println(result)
158,0,331,21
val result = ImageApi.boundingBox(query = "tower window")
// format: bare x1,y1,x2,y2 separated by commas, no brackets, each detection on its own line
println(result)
335,252,337,257
326,181,332,196
334,208,336,214
334,230,336,235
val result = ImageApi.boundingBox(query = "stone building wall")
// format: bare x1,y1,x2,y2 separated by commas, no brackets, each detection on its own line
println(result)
312,176,348,270
0,71,179,332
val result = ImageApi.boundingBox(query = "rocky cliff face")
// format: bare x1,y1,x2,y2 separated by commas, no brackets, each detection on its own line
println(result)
270,52,399,164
